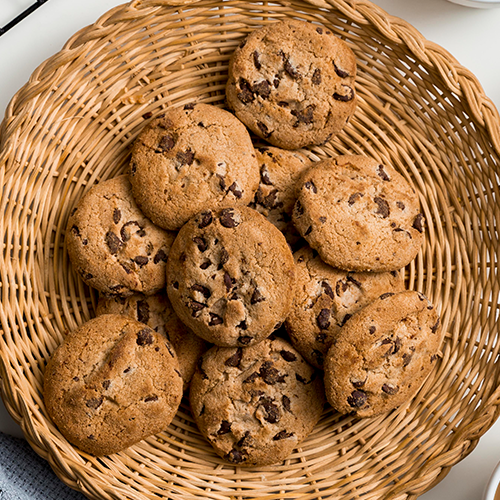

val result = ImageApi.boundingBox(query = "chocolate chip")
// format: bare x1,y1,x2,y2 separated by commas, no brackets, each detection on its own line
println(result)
105,231,122,254
176,148,194,166
237,78,254,104
377,164,390,181
379,292,394,300
259,361,287,385
316,333,327,343
374,196,390,218
209,313,223,326
280,350,297,362
430,354,438,363
220,208,239,228
200,260,211,270
394,337,402,354
253,80,271,99
217,420,232,435
402,352,413,366
296,372,316,385
238,335,253,345
273,76,281,88
304,226,313,236
347,275,362,288
136,328,154,346
153,248,168,264
257,121,271,138
291,105,315,126
120,221,144,242
278,100,288,107
259,398,280,423
273,430,294,440
304,180,317,193
120,263,132,274
226,449,245,463
134,255,149,267
184,103,196,110
311,68,321,85
333,85,354,101
71,225,80,237
113,208,121,224
102,380,111,390
144,395,159,402
188,300,206,316
347,390,367,408
348,192,363,205
156,134,176,153
217,174,226,191
228,181,243,199
243,371,260,384
253,50,261,70
260,165,272,185
382,384,399,395
317,309,331,330
336,280,349,296
295,200,304,216
236,431,252,449
225,348,243,367
431,317,440,333
191,284,211,299
340,313,352,326
193,236,208,252
333,62,350,78
351,377,366,388
316,26,323,34
282,395,292,413
86,397,103,409
413,213,424,233
219,247,229,266
251,287,265,305
198,210,213,228
237,320,248,330
137,300,150,324
322,281,334,299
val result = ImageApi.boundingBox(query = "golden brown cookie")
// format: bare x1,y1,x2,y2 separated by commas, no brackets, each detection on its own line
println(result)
189,336,325,466
43,314,183,456
66,175,176,297
286,246,405,369
129,103,259,230
226,19,357,149
293,155,425,272
166,207,296,347
323,291,442,418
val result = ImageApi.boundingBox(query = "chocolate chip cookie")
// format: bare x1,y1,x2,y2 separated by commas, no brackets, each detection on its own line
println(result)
66,175,176,297
226,19,357,149
292,155,425,272
166,206,296,347
96,292,209,389
323,291,442,418
189,336,325,466
43,314,184,456
129,103,259,230
248,145,311,247
286,246,405,369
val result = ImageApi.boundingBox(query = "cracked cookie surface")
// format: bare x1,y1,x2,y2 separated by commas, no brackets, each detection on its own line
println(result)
97,292,209,389
292,155,425,272
166,206,296,347
286,246,405,369
129,103,259,230
189,336,324,466
226,19,357,149
66,175,176,297
323,291,443,418
43,314,183,456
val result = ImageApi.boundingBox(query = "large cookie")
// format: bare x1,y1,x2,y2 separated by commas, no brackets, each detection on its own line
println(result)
249,145,311,247
226,19,357,149
43,314,184,456
166,206,296,347
129,103,259,230
286,246,405,369
292,155,425,272
189,336,325,466
66,175,176,297
323,291,442,418
96,292,209,389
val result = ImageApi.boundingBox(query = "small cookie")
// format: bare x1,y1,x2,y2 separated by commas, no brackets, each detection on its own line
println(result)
96,292,209,389
293,155,425,272
129,103,259,230
189,336,325,466
43,314,183,456
226,19,357,149
286,246,405,369
166,206,296,347
249,145,311,247
323,291,442,418
66,175,175,297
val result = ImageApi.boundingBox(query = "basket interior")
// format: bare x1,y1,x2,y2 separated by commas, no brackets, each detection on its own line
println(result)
1,0,500,499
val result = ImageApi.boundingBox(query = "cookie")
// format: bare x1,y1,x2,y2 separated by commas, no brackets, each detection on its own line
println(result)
323,291,442,418
66,175,175,297
96,292,209,389
292,155,425,272
189,336,325,466
226,19,357,149
43,314,183,456
166,206,296,347
285,246,405,369
129,103,260,230
248,145,311,247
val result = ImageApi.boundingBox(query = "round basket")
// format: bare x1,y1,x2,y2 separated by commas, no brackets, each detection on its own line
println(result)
1,0,500,498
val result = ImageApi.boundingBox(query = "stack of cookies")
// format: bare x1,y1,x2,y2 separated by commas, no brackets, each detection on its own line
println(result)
43,19,443,466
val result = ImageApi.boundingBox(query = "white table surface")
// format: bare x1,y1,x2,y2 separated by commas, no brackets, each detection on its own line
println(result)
1,0,500,498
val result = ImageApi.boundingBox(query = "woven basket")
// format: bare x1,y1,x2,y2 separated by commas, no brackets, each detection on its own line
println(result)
1,0,500,498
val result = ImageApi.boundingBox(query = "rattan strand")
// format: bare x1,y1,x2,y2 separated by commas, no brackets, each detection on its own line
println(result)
1,0,500,498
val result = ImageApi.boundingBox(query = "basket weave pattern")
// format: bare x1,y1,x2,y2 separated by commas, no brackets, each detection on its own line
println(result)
1,0,500,498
